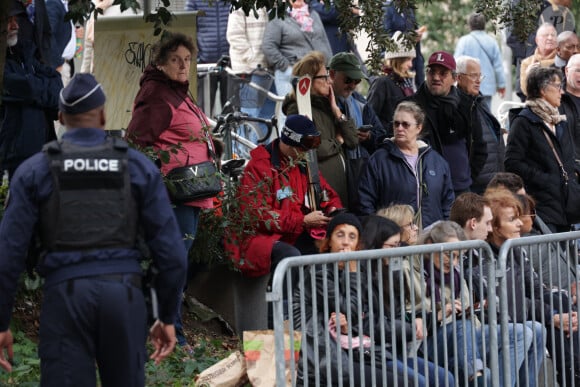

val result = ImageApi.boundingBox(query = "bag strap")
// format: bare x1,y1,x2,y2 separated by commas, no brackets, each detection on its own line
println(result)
543,130,569,184
469,33,494,66
183,96,218,163
415,156,424,230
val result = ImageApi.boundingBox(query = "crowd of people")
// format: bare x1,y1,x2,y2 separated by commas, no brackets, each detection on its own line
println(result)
1,0,580,385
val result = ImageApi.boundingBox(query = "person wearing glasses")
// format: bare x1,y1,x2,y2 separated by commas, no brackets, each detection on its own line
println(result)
487,173,578,292
225,114,342,277
454,12,506,111
361,215,455,387
328,52,385,210
283,51,358,207
376,204,420,246
357,101,454,229
411,221,492,386
452,192,545,387
456,56,505,194
470,188,580,387
293,213,415,386
406,50,485,198
505,66,576,233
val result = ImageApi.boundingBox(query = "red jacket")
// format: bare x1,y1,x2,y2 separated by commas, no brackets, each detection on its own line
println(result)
226,140,342,277
126,65,214,209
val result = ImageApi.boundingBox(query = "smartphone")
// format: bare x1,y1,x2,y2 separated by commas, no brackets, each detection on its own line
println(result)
357,125,373,133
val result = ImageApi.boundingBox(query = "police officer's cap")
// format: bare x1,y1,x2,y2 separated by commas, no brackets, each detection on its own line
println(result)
59,73,106,115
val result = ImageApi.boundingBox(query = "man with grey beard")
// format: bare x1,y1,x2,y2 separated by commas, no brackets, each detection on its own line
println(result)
0,0,62,180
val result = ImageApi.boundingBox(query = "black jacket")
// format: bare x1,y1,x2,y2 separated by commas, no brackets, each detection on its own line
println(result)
406,84,486,192
560,93,580,160
505,107,575,227
293,266,413,384
367,73,413,134
457,89,504,193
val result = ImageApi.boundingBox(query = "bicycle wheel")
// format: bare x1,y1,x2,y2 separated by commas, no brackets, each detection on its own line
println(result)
232,121,261,159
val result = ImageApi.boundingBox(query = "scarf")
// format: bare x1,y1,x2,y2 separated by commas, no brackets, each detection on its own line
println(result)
424,260,462,304
526,98,567,126
290,4,313,32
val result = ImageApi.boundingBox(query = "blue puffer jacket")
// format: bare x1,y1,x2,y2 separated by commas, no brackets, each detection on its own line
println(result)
357,139,455,227
185,0,230,63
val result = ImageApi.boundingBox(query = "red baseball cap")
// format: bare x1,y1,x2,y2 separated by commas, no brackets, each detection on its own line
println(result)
427,51,456,71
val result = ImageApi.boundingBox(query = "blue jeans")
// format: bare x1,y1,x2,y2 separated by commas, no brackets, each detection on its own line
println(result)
523,321,545,387
427,320,489,383
172,204,201,346
482,321,544,387
387,357,455,387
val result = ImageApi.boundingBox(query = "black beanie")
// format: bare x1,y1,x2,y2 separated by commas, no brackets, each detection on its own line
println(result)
326,213,362,237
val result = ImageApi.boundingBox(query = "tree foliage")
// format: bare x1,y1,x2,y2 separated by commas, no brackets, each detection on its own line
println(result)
0,0,548,93
64,0,543,73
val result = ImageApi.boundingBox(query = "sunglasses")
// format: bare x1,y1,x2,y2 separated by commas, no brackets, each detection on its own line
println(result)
393,121,418,129
299,135,322,150
283,125,322,150
344,76,362,85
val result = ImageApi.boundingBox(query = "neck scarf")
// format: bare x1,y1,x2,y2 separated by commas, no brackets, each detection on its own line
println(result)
526,98,567,126
424,260,462,303
290,4,313,32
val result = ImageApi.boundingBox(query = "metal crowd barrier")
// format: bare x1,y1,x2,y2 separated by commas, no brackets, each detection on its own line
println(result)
266,232,580,387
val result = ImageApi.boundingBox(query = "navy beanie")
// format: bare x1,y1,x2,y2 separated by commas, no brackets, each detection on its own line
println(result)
59,73,106,115
327,213,362,237
281,114,319,147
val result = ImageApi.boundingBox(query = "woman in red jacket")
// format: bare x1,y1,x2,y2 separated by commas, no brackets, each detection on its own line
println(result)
126,32,215,350
226,115,342,277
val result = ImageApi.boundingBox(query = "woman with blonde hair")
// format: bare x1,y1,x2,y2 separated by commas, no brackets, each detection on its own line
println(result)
377,204,419,246
367,31,416,132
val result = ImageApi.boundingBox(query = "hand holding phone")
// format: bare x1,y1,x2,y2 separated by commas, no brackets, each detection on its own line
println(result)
357,125,373,133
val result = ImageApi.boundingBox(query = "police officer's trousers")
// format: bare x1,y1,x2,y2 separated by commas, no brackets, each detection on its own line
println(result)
38,275,147,387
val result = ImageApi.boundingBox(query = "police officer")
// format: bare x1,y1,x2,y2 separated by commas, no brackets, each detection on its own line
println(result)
0,73,187,386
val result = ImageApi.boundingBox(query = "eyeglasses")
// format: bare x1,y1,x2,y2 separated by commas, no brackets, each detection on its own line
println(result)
382,241,401,248
393,121,418,129
460,73,485,81
312,74,330,81
547,82,564,91
426,67,452,78
344,76,362,85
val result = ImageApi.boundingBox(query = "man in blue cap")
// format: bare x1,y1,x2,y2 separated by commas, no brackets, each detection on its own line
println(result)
0,73,187,386
226,114,343,277
0,0,62,180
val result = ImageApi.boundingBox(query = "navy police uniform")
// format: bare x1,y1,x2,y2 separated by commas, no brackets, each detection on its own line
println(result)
0,74,187,386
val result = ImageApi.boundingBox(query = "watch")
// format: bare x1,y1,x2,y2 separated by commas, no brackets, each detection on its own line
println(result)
338,114,347,122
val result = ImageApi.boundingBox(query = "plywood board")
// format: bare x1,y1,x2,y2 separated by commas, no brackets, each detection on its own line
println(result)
93,11,199,130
